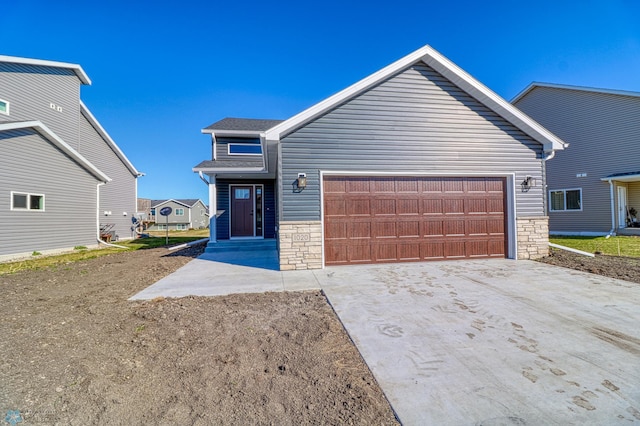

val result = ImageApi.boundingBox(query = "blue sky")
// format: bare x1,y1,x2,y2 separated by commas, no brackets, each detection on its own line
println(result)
3,0,639,202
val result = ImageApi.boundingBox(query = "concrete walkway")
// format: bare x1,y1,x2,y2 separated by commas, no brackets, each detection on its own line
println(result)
130,249,321,299
131,254,640,425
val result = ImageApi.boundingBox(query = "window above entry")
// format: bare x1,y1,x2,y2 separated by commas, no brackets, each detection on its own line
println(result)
228,143,262,155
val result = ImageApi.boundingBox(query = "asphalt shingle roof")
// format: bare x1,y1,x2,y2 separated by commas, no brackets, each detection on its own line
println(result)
203,117,283,132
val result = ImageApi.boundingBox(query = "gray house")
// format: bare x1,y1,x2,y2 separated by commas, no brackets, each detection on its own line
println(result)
148,199,209,231
194,45,567,270
513,83,640,236
0,55,141,261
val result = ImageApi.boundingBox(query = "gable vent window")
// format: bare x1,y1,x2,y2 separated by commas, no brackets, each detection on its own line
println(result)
0,99,9,115
11,192,45,211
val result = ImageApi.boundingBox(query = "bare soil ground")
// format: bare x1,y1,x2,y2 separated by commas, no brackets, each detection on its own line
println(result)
2,244,638,425
0,244,398,425
538,248,640,284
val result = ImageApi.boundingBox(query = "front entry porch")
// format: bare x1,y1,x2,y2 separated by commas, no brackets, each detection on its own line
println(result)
603,172,640,235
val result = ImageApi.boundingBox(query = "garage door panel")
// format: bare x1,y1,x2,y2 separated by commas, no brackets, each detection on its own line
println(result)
350,222,372,239
444,199,465,214
373,199,397,216
374,222,397,239
325,198,346,216
324,176,507,265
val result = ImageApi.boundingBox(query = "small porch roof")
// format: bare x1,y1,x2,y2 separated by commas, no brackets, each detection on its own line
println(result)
601,171,640,182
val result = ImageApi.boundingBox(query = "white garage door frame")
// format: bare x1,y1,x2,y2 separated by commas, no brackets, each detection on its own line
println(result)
319,171,517,268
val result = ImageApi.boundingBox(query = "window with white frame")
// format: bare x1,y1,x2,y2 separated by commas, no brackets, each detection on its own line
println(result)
157,224,167,230
11,192,45,211
0,99,9,115
175,208,184,216
549,188,582,211
176,223,188,230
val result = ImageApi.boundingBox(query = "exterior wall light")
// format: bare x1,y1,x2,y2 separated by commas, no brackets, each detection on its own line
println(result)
297,173,307,190
521,176,535,192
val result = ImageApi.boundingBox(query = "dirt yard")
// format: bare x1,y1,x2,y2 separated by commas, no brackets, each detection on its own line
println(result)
538,248,640,284
2,244,638,425
0,244,398,425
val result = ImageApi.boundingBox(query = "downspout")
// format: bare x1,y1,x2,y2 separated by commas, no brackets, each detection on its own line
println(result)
542,150,555,216
96,182,127,248
606,179,616,237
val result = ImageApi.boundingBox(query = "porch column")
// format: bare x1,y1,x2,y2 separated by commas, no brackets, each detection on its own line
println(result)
209,175,217,243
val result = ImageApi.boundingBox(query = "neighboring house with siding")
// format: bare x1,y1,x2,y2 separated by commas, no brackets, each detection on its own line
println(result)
194,45,567,270
0,55,141,261
512,83,640,236
148,199,208,230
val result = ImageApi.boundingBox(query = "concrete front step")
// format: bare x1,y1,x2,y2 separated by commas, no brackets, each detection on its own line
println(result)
205,239,277,253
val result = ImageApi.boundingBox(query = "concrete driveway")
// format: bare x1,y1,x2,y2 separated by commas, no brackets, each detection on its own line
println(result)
316,259,640,425
132,255,640,425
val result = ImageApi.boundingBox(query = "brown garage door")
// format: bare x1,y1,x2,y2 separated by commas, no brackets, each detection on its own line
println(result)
323,176,507,265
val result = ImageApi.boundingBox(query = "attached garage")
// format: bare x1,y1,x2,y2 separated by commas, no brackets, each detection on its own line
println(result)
323,176,507,265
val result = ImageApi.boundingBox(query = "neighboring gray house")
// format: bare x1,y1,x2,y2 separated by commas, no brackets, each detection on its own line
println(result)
148,199,208,231
0,55,141,261
194,45,567,270
512,83,640,236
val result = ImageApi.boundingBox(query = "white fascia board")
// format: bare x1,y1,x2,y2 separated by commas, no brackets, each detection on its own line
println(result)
0,120,110,182
192,166,267,173
151,199,190,208
601,174,640,183
265,45,567,152
0,55,91,85
512,82,640,104
80,101,142,177
201,128,265,137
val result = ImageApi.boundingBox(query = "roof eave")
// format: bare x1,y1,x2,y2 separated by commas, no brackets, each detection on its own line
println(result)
264,45,567,152
0,120,110,182
201,128,266,137
0,55,91,85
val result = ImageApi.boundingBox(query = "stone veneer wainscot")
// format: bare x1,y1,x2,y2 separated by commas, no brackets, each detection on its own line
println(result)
278,221,323,270
517,217,550,259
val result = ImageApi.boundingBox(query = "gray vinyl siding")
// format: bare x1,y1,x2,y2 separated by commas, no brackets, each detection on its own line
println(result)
514,87,640,232
79,113,137,240
0,129,99,256
0,63,81,148
280,62,543,221
216,136,263,166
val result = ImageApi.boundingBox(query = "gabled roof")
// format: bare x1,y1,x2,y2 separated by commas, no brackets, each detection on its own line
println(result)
80,101,142,177
202,118,283,137
0,55,91,85
512,82,640,104
264,45,567,152
151,199,204,208
0,120,110,182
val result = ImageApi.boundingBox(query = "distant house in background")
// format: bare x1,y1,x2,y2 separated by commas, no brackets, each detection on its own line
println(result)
0,55,142,261
513,83,640,236
147,199,208,231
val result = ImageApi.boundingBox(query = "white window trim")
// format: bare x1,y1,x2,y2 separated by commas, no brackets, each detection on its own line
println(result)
10,191,45,211
175,208,185,216
228,143,262,156
549,188,582,212
0,98,9,116
176,223,188,230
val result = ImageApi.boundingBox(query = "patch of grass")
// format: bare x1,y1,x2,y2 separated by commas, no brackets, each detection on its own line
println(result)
550,235,640,258
32,251,42,256
0,235,207,275
74,245,88,250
